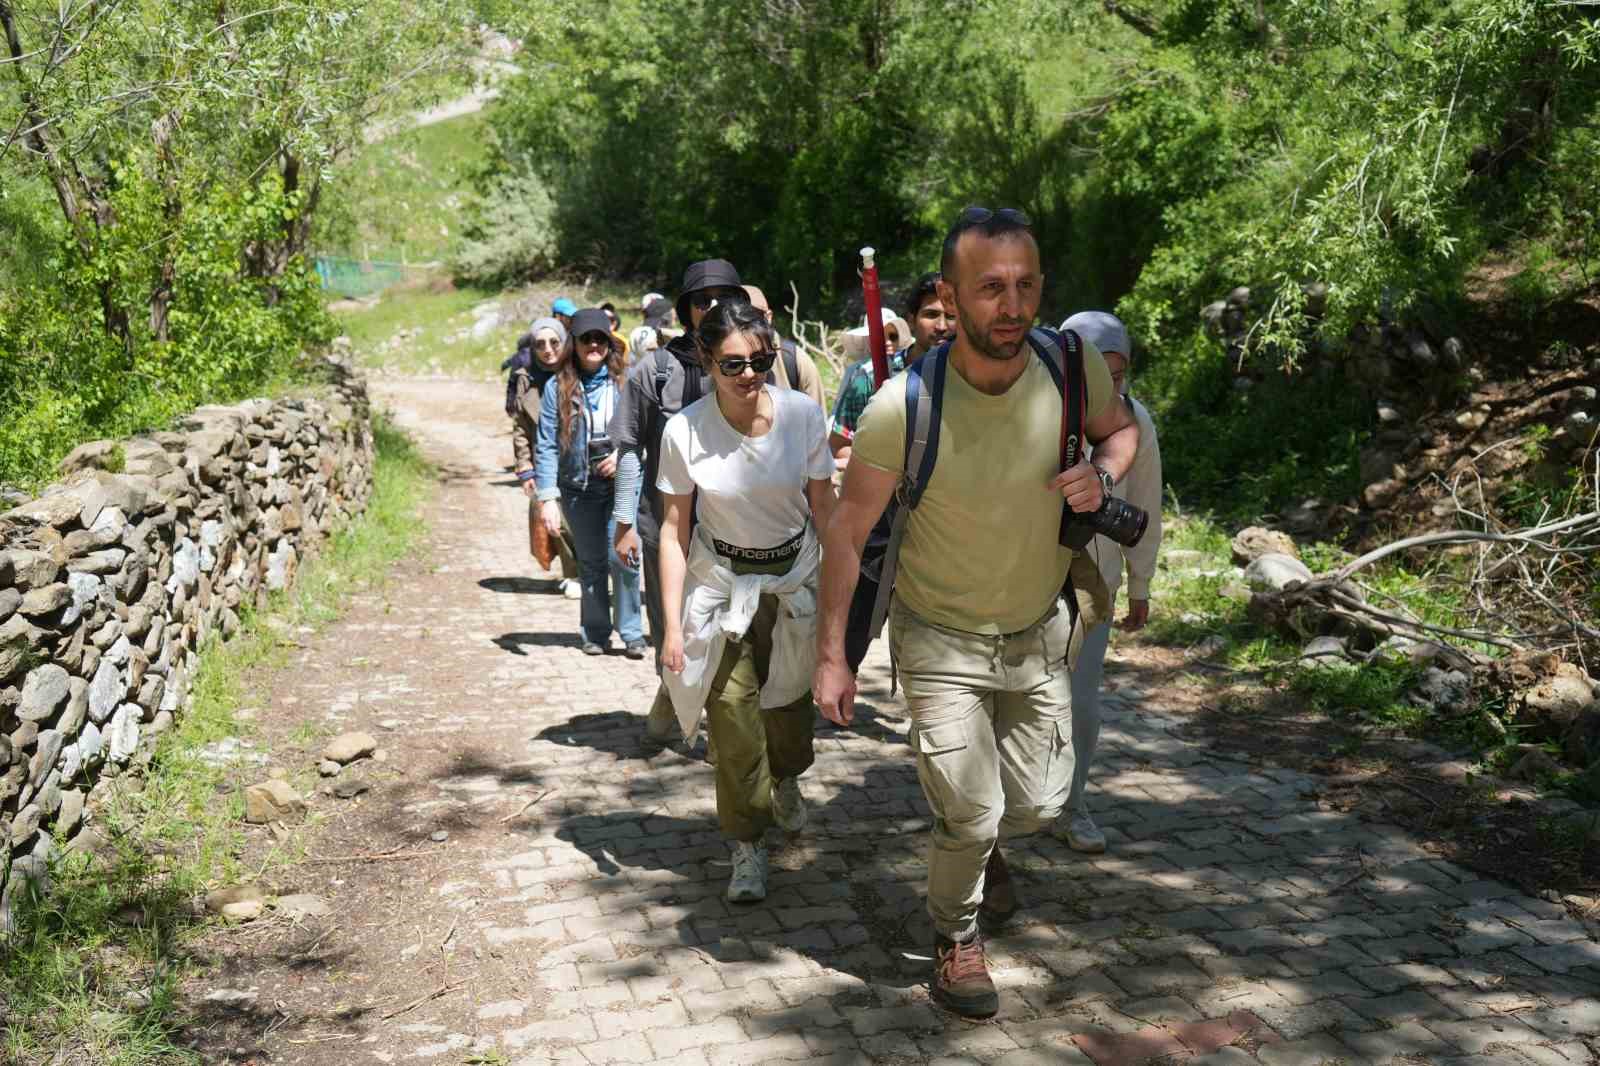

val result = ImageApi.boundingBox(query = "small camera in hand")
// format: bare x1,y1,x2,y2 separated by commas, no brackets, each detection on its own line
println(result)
588,434,613,475
1060,469,1148,550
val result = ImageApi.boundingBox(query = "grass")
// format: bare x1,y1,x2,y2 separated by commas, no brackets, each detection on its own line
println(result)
1,415,434,1066
335,275,666,382
1140,512,1253,647
322,112,491,265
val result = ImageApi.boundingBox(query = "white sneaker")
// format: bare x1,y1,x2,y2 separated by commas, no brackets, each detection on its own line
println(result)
772,776,806,833
561,579,582,600
1065,810,1107,854
726,841,768,902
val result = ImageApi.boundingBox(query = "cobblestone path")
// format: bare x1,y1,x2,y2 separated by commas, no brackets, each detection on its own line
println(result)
250,378,1597,1066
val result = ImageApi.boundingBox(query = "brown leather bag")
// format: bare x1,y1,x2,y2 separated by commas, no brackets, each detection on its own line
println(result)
528,500,555,570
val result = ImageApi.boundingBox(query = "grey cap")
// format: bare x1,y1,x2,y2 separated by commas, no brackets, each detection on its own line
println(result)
1061,310,1130,357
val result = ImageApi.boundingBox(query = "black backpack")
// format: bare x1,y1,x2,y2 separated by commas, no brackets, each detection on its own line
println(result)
504,337,534,417
842,327,1087,672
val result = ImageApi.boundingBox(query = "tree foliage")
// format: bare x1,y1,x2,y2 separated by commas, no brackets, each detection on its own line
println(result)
472,0,1600,350
0,0,470,488
462,0,1076,302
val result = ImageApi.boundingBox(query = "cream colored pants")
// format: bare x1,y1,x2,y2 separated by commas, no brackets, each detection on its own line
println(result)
890,601,1076,941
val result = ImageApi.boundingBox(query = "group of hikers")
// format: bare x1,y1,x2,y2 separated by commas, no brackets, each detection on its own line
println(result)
505,208,1164,1020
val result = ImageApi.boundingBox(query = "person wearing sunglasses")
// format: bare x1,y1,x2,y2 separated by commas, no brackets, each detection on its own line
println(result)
610,258,751,754
534,309,646,658
654,300,837,902
814,206,1141,1018
511,317,580,597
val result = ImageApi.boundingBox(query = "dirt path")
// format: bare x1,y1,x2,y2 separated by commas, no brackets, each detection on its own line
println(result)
187,376,1599,1066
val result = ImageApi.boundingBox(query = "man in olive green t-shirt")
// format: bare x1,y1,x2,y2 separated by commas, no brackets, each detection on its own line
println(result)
813,208,1139,1020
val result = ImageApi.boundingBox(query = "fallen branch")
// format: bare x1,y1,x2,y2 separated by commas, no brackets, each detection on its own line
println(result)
498,788,553,824
1383,779,1443,809
381,980,465,1020
1325,588,1517,650
301,846,444,865
1330,512,1600,583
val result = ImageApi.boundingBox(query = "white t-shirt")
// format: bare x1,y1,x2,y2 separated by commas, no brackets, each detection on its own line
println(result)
656,386,835,549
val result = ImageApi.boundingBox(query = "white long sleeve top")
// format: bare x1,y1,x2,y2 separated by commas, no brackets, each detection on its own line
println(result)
1085,395,1164,603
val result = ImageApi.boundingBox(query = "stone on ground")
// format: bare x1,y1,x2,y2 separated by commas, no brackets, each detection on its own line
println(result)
331,775,369,799
1232,525,1299,564
1244,552,1314,591
273,893,332,920
205,884,267,921
243,779,306,824
322,730,377,764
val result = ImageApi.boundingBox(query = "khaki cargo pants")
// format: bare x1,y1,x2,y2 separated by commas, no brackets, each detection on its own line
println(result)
889,600,1075,941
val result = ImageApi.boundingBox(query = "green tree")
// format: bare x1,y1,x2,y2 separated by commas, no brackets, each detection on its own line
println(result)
0,0,471,487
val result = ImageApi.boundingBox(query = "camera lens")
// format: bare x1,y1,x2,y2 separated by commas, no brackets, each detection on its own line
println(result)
1058,496,1149,550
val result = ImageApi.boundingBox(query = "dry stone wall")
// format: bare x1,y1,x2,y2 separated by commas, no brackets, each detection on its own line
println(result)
0,359,373,913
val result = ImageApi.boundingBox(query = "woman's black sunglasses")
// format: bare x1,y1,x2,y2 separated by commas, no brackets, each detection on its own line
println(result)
715,351,777,376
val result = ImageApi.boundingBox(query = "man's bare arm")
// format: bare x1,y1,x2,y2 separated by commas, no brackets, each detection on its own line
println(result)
1084,396,1139,482
813,459,899,725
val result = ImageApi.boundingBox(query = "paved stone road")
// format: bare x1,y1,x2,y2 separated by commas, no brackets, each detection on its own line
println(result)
330,378,1598,1066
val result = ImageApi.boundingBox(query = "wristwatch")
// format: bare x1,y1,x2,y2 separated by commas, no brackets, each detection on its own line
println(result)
1092,465,1115,497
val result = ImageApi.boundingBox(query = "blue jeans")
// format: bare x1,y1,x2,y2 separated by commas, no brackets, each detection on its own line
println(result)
561,486,643,647
1067,620,1112,812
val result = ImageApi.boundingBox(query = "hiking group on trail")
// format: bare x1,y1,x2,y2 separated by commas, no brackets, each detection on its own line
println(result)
503,208,1165,1020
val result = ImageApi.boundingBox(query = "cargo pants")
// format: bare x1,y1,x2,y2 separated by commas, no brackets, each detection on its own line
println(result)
889,600,1076,942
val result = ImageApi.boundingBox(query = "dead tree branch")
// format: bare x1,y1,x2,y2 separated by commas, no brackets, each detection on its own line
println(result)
1103,0,1162,39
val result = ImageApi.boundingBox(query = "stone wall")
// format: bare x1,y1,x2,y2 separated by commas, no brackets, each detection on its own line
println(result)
0,359,373,911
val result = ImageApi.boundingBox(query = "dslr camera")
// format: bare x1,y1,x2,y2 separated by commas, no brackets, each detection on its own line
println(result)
1060,467,1148,550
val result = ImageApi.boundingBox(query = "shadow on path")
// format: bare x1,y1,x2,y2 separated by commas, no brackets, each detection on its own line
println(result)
478,575,563,596
493,630,584,654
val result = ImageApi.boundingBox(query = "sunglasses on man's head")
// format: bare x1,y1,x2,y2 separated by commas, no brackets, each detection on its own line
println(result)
690,288,747,311
959,205,1032,227
715,351,777,376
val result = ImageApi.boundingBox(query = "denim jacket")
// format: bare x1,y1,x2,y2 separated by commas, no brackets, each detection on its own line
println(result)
534,369,616,500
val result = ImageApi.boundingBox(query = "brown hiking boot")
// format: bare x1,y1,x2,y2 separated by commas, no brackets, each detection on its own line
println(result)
933,933,998,1018
979,847,1017,930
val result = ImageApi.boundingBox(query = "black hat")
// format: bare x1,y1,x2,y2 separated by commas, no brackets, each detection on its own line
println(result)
644,296,674,329
570,308,614,342
675,259,743,328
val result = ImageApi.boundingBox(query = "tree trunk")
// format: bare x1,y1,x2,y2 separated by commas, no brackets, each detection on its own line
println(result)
150,112,182,343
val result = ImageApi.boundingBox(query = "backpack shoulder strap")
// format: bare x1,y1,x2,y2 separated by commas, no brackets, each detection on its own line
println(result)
781,338,800,392
866,342,951,641
902,342,948,508
654,345,673,395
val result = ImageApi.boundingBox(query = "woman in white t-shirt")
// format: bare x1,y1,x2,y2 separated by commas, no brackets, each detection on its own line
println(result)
656,300,837,903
